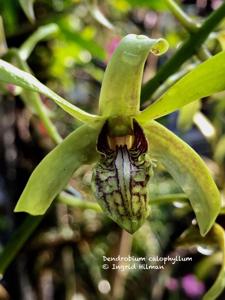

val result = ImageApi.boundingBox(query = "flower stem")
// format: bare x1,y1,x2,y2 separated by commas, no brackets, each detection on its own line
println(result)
150,193,188,205
165,0,200,32
58,192,102,212
141,2,225,102
166,0,212,62
58,191,189,209
111,230,133,300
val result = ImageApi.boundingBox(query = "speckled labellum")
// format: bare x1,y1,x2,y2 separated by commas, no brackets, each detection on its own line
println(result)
92,120,151,233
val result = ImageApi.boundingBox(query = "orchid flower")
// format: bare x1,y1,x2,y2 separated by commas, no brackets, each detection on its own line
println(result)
0,34,223,237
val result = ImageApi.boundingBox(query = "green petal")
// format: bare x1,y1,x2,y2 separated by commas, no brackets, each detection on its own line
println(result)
14,124,102,215
0,59,102,125
137,51,225,124
143,120,221,236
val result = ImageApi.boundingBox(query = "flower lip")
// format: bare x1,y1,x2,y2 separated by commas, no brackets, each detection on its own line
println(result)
93,119,151,233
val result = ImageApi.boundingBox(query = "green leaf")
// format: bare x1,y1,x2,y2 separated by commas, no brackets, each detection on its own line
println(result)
14,124,102,215
143,120,221,236
19,23,59,60
176,224,225,300
137,51,225,124
0,59,103,125
19,0,35,23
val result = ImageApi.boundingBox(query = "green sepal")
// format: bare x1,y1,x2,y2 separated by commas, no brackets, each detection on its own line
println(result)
99,34,168,134
143,120,221,236
14,124,103,215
